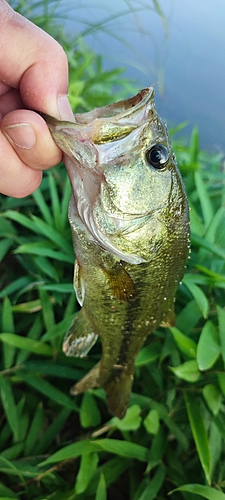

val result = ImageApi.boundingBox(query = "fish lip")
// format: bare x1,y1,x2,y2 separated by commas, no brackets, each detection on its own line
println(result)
73,87,155,125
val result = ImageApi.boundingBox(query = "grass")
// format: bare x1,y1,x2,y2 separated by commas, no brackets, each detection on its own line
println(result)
1,2,225,499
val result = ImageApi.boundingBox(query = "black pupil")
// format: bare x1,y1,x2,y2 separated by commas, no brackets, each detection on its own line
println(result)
146,144,168,169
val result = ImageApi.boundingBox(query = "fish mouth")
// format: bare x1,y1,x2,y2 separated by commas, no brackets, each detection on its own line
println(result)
45,88,158,263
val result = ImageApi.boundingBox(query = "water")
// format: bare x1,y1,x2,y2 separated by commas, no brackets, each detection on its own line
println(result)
61,0,225,151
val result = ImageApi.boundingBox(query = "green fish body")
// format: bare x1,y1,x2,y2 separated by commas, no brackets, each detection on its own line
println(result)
44,88,190,418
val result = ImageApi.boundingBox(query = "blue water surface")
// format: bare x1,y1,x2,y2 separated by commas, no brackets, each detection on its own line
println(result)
60,0,225,151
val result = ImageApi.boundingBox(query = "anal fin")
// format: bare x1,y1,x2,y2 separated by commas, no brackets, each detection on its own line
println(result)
70,362,100,395
63,309,98,358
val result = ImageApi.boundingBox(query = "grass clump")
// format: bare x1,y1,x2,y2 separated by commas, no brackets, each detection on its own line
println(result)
1,3,225,500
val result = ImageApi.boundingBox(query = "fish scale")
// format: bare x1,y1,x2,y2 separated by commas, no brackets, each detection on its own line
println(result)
42,87,190,418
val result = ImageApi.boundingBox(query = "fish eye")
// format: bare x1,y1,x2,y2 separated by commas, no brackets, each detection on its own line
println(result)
146,144,169,169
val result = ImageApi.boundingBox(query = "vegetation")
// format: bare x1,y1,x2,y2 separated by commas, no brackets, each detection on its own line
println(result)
1,2,225,499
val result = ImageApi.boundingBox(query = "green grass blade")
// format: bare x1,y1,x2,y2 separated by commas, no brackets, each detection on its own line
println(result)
61,175,71,230
0,333,54,357
169,327,197,359
138,463,166,500
183,277,209,318
1,298,15,369
75,452,99,495
16,315,43,365
197,321,220,370
0,277,32,300
0,377,19,442
0,239,13,262
14,242,74,263
24,402,44,456
217,306,225,367
31,215,73,255
32,187,53,226
35,407,71,455
0,456,26,489
19,371,78,411
194,171,214,229
169,484,225,499
39,439,148,466
95,473,107,500
48,171,62,231
39,288,55,332
184,391,211,485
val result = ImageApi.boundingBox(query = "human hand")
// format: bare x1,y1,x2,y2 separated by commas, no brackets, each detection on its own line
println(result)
0,0,74,198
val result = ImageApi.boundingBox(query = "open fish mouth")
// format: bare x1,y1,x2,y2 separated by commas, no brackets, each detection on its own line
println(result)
44,87,167,264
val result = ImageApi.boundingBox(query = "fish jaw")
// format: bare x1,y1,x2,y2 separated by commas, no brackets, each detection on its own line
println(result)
44,87,178,264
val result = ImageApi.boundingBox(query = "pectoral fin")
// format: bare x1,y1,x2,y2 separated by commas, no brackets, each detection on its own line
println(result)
63,309,98,357
102,262,136,302
73,259,85,306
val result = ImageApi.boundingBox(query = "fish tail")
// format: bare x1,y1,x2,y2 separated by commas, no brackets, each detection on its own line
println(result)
104,372,133,419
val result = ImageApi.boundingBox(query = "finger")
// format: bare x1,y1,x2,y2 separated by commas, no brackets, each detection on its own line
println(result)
0,1,74,121
0,130,43,198
0,88,24,119
1,109,62,171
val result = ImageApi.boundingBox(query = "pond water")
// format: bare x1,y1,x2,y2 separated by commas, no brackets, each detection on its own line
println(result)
62,0,225,152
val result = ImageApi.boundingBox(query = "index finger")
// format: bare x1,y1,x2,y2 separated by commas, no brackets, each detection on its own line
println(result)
0,0,74,120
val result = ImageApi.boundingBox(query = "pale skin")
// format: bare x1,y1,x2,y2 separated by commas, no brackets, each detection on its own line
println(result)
0,0,74,198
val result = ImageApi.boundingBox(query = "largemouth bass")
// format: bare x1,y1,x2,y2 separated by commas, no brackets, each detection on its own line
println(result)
43,87,189,418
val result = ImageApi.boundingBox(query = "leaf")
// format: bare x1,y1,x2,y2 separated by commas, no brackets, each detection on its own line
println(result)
95,473,107,500
39,288,55,332
75,452,99,495
183,277,209,319
169,484,225,499
12,299,42,313
16,315,43,365
144,409,160,435
35,408,72,455
14,242,73,263
191,233,225,260
135,343,161,366
197,321,220,370
110,405,142,431
0,276,32,300
0,377,19,442
194,170,214,229
0,481,18,498
0,238,13,262
217,306,225,367
203,384,222,416
80,392,101,428
48,171,62,232
19,371,78,411
31,215,73,256
32,187,53,226
176,299,203,335
1,297,15,369
1,442,24,461
39,439,148,466
0,456,26,488
138,463,166,500
24,402,44,456
169,327,197,358
170,360,200,382
41,314,74,341
0,333,54,357
184,391,211,485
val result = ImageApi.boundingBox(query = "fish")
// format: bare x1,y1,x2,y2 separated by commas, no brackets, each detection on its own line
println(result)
43,87,190,418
